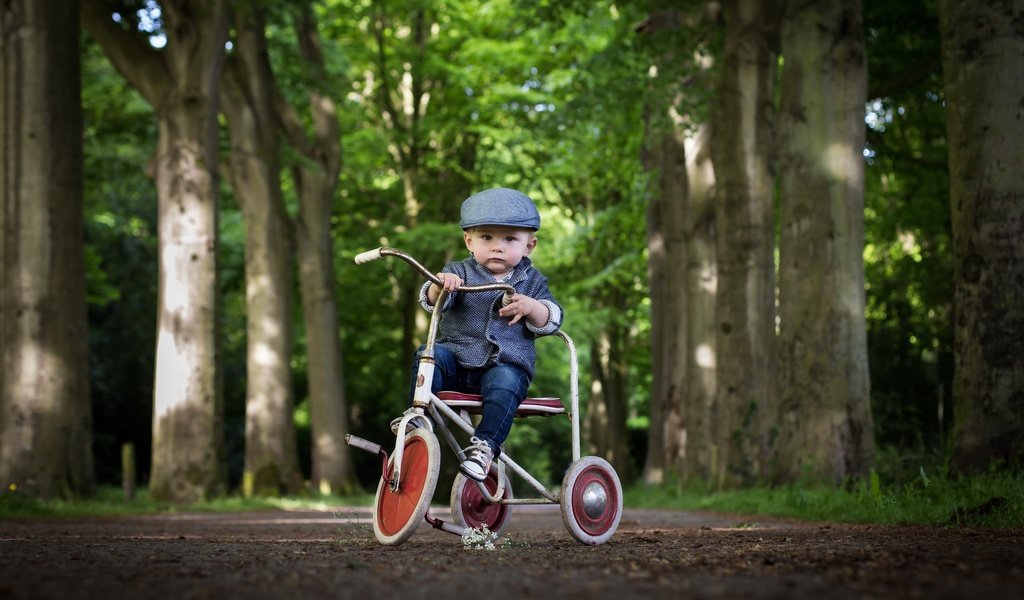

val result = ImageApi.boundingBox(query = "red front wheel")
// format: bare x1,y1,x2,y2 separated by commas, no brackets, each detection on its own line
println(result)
373,428,440,545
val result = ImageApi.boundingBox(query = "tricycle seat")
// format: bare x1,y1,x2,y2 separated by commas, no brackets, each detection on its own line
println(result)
437,391,566,417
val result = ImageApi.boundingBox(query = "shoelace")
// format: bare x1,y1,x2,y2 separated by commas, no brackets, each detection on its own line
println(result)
466,437,491,461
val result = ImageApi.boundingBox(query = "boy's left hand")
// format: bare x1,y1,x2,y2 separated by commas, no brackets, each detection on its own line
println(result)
499,294,545,326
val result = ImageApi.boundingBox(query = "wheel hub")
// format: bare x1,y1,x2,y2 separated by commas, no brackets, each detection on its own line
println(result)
581,481,608,519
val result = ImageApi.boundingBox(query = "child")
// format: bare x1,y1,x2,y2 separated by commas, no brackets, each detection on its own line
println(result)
414,187,562,481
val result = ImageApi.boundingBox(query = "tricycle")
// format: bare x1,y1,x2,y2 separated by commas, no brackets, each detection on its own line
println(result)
345,247,623,546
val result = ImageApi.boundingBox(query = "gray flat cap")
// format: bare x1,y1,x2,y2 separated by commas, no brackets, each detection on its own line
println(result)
459,188,541,231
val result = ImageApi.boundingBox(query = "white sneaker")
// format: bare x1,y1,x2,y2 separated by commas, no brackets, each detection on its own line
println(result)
459,436,494,482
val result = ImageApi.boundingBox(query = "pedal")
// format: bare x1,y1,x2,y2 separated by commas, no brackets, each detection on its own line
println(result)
345,434,383,455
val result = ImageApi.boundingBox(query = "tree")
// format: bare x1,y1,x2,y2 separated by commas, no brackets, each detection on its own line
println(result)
220,2,361,495
1,0,95,499
775,0,874,483
642,93,690,484
680,124,717,484
221,5,303,496
82,0,229,502
939,0,1024,474
709,0,778,486
637,4,719,484
587,280,634,480
280,4,360,495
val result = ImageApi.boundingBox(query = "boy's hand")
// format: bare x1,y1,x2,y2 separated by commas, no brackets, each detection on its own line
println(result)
499,294,549,327
436,272,463,291
426,272,463,305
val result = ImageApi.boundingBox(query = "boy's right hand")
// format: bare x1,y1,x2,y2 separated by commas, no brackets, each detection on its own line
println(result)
436,272,464,292
427,272,464,305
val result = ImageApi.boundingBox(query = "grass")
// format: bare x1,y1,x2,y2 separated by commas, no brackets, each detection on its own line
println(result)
3,469,1021,530
624,468,1024,529
0,485,375,520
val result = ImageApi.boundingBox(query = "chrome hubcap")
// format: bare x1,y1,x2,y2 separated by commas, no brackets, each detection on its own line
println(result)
582,481,607,519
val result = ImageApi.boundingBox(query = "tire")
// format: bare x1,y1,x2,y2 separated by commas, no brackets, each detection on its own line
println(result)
449,469,514,538
560,456,622,545
372,428,441,545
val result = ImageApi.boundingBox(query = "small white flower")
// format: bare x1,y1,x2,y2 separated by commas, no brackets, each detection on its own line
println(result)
462,525,500,550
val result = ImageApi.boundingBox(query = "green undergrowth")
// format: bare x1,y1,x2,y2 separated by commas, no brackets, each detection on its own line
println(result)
4,469,1021,530
624,468,1024,529
0,485,375,519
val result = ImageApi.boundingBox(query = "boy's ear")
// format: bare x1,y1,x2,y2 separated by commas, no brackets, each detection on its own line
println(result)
525,235,538,255
463,231,473,249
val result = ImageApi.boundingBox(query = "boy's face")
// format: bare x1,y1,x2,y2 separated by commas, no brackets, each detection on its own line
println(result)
464,226,537,277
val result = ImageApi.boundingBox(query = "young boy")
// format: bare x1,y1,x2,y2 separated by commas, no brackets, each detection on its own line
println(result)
414,187,562,482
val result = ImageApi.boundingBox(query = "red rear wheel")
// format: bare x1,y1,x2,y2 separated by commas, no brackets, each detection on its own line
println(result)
560,456,622,545
373,428,440,545
450,469,513,537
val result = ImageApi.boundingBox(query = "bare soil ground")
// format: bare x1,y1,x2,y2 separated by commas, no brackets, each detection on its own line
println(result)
1,505,1021,599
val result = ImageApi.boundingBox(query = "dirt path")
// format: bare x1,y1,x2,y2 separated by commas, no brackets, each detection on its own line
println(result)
1,506,1021,599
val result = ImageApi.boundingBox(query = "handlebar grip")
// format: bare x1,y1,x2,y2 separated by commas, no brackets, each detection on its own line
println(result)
354,248,383,264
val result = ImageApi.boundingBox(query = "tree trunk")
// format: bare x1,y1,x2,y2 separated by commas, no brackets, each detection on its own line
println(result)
681,125,717,484
939,0,1024,474
710,0,778,487
293,159,358,495
587,306,632,480
82,0,230,503
222,7,303,497
776,0,874,484
642,106,689,485
638,7,720,485
279,4,359,495
0,0,94,499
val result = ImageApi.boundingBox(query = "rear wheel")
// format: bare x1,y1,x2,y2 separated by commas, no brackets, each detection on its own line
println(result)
560,456,622,545
450,469,513,538
373,428,440,545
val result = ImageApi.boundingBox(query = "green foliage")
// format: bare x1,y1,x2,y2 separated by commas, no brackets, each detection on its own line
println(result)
870,468,882,502
218,206,251,486
324,0,657,487
8,469,1019,531
863,0,952,456
0,486,375,520
626,467,1024,529
82,36,159,487
0,486,155,519
75,0,998,499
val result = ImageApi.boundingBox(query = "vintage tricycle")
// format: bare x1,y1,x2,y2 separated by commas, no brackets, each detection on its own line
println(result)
345,247,622,546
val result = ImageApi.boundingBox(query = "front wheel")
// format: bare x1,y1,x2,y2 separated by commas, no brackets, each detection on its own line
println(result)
560,456,622,545
450,469,514,538
373,428,440,545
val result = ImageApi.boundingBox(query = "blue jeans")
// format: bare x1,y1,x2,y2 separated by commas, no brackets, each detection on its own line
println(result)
409,344,530,457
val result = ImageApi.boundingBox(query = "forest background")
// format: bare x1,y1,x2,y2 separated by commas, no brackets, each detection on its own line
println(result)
2,0,1021,510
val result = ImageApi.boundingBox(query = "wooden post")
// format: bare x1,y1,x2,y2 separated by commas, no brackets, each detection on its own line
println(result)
121,442,136,501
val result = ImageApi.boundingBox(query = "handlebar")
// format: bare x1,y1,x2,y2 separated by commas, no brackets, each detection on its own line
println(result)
355,247,515,302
